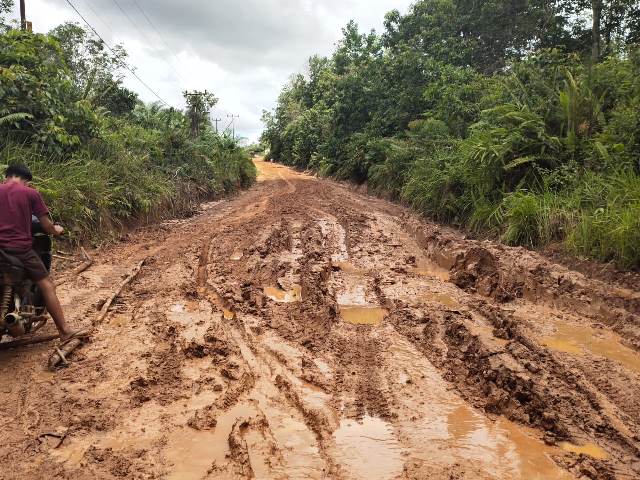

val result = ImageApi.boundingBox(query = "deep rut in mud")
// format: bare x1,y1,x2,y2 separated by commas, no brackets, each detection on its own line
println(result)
1,160,640,480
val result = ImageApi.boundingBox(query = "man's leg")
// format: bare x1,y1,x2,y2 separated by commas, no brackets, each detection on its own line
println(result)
36,277,74,341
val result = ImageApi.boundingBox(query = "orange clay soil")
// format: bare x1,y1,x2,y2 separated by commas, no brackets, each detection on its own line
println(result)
1,159,639,480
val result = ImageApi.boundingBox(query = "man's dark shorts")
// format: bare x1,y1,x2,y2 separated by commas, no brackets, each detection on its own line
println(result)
3,249,49,282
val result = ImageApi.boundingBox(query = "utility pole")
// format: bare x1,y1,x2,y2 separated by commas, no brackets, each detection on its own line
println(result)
213,118,222,134
20,0,26,31
183,90,216,138
227,114,239,140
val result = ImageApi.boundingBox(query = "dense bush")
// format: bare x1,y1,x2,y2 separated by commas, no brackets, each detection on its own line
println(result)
0,14,255,241
262,0,640,269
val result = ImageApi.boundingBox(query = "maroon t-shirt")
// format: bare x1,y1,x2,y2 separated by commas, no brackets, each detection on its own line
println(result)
0,181,49,251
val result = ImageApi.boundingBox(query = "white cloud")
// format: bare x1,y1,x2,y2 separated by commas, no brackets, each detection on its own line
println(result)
10,0,413,141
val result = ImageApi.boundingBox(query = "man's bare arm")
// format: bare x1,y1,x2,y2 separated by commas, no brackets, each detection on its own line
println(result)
38,215,64,236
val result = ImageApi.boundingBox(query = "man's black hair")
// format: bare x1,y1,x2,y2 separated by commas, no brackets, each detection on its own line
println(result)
5,164,33,181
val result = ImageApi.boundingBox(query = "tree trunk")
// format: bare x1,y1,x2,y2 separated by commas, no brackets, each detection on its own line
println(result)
591,0,603,62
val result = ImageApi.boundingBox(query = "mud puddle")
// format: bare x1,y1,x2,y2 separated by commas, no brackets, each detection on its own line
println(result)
412,257,450,282
339,306,387,325
393,226,451,281
427,292,461,309
264,285,302,303
560,441,609,460
165,402,258,480
535,313,640,373
333,416,404,480
335,284,387,326
386,331,574,479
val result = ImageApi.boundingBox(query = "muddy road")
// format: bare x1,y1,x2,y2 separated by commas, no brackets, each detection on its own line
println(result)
2,160,640,479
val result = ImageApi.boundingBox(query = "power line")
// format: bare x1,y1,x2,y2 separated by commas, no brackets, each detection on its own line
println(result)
130,0,186,77
80,0,115,37
110,0,153,44
109,0,187,85
63,0,173,108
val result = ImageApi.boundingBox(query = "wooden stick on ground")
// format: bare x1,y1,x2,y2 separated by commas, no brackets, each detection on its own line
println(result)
95,258,147,324
47,258,147,369
55,247,93,286
48,338,81,370
1,259,146,362
0,333,60,351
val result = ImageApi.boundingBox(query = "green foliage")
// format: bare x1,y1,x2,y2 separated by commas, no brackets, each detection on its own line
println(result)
0,0,13,31
263,0,640,269
464,104,562,196
566,169,640,268
497,191,571,247
50,23,137,116
0,112,32,126
401,144,468,223
0,23,255,242
184,90,218,138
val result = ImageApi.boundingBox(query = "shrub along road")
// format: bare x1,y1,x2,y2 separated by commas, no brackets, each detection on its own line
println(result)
1,160,639,479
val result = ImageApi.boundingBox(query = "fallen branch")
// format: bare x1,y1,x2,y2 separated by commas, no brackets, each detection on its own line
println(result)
95,258,147,324
48,339,82,370
37,430,69,449
3,259,146,366
0,333,59,351
54,346,68,365
55,247,93,286
49,259,146,369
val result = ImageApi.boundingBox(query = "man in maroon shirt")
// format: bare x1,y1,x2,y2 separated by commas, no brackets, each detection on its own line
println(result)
0,165,84,343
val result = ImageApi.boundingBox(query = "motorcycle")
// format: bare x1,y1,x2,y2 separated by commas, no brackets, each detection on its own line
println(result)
0,217,52,341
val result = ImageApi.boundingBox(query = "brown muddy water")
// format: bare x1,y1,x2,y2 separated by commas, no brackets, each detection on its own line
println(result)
264,285,302,303
339,305,388,325
540,318,640,373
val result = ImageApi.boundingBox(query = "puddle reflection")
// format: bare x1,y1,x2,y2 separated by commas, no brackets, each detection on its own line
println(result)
264,285,302,303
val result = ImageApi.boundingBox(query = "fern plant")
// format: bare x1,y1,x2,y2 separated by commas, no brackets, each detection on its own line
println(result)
0,112,33,127
559,70,606,150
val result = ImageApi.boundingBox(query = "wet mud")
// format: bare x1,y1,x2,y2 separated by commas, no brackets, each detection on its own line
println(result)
1,159,639,479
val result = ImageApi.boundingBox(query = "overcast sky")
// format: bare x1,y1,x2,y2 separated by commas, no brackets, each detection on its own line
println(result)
8,0,413,142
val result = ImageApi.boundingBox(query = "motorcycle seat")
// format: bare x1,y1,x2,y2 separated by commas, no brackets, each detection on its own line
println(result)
0,249,26,284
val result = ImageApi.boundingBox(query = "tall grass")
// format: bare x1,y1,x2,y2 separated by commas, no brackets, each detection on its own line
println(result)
0,135,256,241
566,170,640,268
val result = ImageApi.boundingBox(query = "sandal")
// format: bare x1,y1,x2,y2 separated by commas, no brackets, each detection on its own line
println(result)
60,327,92,346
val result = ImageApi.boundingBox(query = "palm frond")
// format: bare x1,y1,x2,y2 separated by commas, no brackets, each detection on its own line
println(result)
0,112,33,126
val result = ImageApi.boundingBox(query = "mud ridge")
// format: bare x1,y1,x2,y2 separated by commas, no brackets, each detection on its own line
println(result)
405,219,640,351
